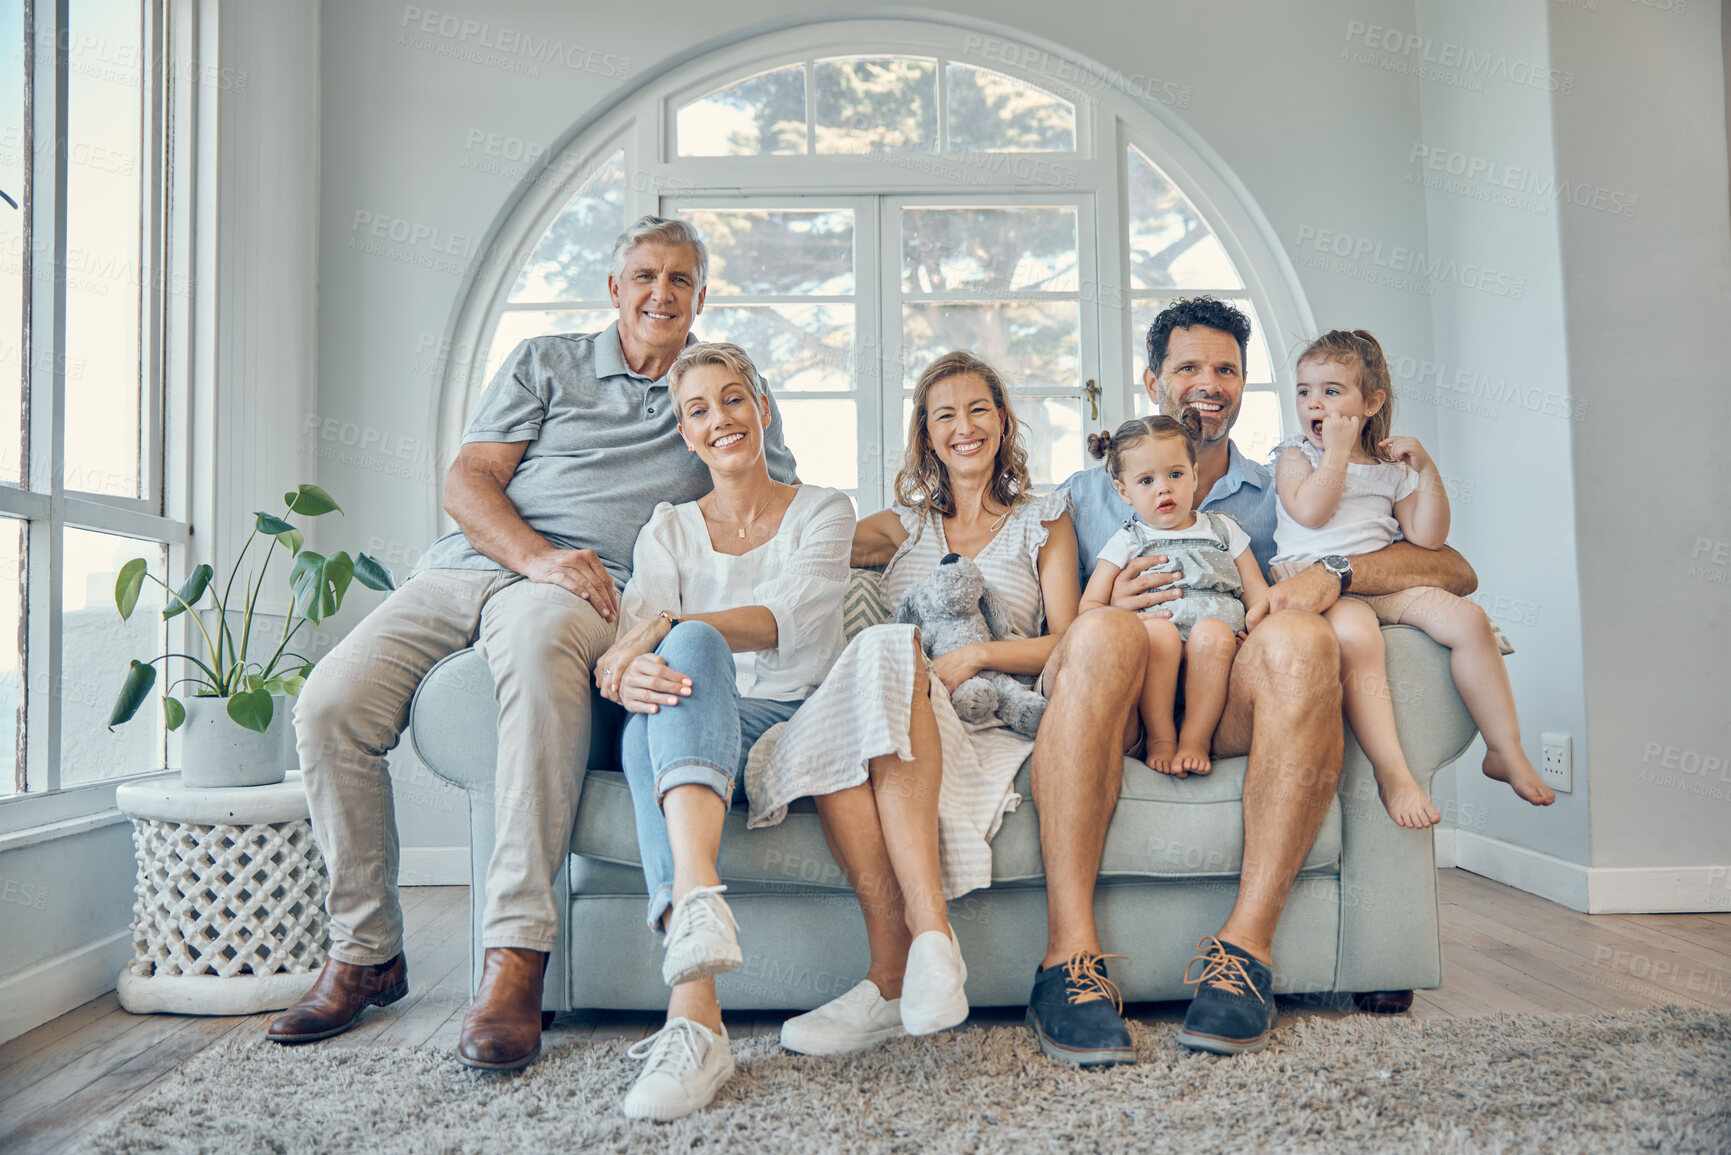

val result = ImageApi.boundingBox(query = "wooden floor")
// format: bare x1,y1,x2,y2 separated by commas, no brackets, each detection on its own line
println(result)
3,869,1727,1152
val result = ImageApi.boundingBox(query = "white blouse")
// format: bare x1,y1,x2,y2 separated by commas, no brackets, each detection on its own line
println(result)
619,485,855,701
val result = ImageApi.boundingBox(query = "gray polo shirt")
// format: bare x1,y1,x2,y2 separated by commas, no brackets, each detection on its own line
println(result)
414,322,800,587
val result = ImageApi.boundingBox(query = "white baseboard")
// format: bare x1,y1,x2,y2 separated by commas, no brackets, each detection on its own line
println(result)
1454,831,1731,913
0,929,132,1045
1434,826,1457,869
399,846,470,887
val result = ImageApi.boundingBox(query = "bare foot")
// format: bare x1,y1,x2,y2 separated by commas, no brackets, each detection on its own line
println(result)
1376,771,1441,829
1146,737,1181,776
1174,733,1213,776
1483,747,1555,805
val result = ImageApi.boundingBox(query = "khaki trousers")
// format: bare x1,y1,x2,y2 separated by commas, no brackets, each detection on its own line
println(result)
296,568,615,965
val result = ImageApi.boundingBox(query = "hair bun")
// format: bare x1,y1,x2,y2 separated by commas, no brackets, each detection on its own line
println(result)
1086,430,1111,460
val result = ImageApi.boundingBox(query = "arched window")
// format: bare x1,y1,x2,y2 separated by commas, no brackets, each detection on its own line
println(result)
442,20,1311,512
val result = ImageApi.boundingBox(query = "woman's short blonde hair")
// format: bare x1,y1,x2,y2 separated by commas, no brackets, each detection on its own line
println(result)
668,342,763,408
894,350,1031,517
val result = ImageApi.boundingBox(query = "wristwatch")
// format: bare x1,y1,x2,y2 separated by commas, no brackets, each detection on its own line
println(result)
657,610,681,630
1320,555,1353,594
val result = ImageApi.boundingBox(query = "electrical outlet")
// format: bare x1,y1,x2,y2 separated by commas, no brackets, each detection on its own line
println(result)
1540,732,1572,793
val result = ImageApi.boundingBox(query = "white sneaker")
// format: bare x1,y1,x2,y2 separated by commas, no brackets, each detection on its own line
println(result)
900,928,969,1036
661,885,742,987
622,1017,734,1122
780,980,907,1056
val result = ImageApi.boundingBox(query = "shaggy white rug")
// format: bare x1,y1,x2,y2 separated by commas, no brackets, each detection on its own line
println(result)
92,1005,1729,1153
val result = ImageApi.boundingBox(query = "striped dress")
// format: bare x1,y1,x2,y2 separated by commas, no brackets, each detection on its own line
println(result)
743,489,1072,899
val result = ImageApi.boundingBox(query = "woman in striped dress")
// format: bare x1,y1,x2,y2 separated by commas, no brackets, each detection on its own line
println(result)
745,350,1081,1054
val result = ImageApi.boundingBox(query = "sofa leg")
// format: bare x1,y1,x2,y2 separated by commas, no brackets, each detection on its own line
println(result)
1352,989,1414,1015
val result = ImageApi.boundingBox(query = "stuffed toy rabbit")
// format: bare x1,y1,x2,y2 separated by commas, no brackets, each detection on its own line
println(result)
893,553,1046,739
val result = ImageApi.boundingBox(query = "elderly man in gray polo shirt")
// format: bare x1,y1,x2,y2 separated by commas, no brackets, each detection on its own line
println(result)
268,217,797,1070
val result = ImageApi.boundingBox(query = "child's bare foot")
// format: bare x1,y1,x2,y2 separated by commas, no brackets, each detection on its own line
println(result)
1146,737,1180,776
1483,747,1555,805
1174,735,1213,776
1376,770,1441,829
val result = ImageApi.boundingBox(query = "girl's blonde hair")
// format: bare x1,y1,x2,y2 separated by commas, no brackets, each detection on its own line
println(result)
1296,329,1395,463
1086,409,1204,479
894,351,1031,517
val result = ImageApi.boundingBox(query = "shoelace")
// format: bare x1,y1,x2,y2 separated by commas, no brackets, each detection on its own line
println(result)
1060,951,1126,1012
669,884,737,948
628,1018,710,1078
1183,936,1258,997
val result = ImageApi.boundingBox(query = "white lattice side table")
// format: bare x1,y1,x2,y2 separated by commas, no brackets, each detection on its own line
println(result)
115,772,331,1015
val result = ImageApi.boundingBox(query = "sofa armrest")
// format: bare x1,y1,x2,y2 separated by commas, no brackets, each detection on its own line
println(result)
1334,624,1479,993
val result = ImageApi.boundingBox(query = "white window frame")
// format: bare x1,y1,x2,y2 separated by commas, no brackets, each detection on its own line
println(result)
434,17,1314,525
0,0,202,831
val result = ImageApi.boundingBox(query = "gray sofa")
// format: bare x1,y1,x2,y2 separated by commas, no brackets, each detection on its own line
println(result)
413,607,1474,1012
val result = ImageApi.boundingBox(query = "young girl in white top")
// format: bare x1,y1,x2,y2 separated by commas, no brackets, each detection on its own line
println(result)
1081,410,1270,777
1269,330,1555,828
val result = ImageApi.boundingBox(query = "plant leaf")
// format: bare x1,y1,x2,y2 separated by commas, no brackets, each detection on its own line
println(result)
289,550,354,623
163,695,186,731
283,484,342,517
226,688,274,733
278,527,304,556
243,672,264,694
107,660,157,729
255,512,294,535
162,563,214,621
353,553,396,592
114,559,148,620
278,672,307,697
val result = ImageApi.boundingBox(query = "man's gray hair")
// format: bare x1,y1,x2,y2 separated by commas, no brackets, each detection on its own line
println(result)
609,215,709,289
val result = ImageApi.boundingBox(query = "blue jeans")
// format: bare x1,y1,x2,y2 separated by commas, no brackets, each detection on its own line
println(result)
620,620,801,930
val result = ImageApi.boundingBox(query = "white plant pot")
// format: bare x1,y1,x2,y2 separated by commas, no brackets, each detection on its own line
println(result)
177,694,292,788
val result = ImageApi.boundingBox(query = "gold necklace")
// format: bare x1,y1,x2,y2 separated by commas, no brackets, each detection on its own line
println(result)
712,494,777,539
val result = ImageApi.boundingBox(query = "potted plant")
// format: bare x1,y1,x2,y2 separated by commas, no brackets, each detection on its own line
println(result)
107,483,396,787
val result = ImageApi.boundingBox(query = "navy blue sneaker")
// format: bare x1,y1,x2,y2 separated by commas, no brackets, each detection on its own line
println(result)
1024,952,1136,1066
1178,936,1276,1055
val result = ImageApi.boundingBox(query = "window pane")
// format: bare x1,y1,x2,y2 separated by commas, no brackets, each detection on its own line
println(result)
0,518,19,794
1130,296,1273,384
901,301,1079,391
62,528,166,785
693,304,852,392
1127,145,1241,290
509,151,626,302
676,208,853,297
0,0,22,488
484,309,616,382
902,206,1077,295
946,64,1075,152
778,399,857,490
815,57,936,155
677,65,807,157
63,0,145,498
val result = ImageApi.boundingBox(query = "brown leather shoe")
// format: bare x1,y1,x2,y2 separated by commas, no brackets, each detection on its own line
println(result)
457,948,550,1070
266,954,409,1043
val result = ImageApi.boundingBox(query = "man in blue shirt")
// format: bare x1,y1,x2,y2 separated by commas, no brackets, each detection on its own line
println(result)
1024,298,1478,1065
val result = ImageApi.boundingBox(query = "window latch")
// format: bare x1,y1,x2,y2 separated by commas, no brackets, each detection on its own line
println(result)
1084,378,1100,422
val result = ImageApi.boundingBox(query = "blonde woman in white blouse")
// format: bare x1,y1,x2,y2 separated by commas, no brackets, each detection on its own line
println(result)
594,342,852,1122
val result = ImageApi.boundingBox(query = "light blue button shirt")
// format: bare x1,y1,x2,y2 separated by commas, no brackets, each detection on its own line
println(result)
1062,441,1279,590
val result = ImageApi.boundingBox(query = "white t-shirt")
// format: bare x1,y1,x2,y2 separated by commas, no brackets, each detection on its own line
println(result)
620,485,855,701
1269,437,1419,567
1096,511,1252,569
